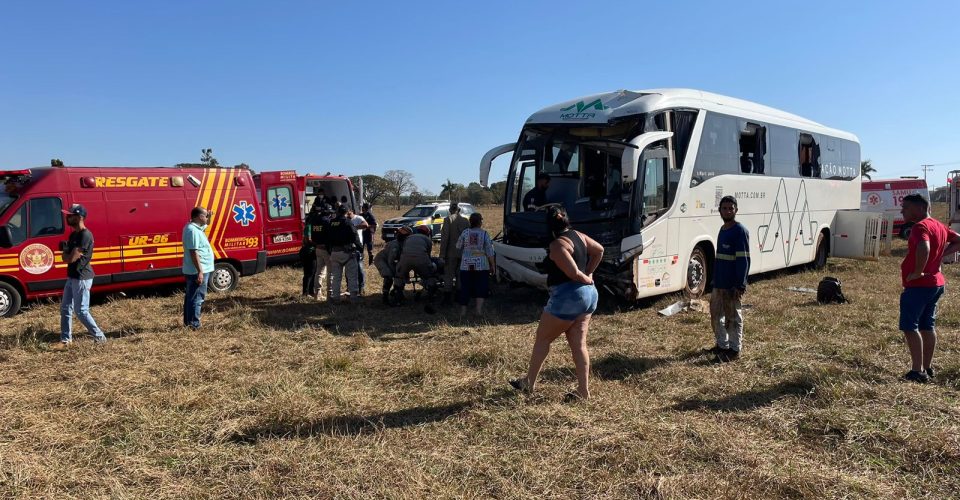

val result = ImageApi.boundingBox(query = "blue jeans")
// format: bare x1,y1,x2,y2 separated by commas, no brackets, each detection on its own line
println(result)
184,273,211,328
356,251,366,292
61,278,105,343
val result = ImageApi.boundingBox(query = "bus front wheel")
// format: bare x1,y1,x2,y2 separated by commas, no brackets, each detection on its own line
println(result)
685,247,709,298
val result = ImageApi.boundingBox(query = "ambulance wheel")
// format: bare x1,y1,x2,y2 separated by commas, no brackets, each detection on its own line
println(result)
811,233,829,270
209,263,239,293
685,246,709,298
0,282,22,317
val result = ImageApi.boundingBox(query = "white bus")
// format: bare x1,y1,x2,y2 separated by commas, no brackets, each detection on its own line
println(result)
480,88,880,300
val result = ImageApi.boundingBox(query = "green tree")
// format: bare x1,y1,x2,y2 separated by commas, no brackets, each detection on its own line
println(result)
489,180,507,205
351,174,391,206
201,148,220,168
440,179,465,201
466,182,493,206
408,191,426,205
860,159,875,180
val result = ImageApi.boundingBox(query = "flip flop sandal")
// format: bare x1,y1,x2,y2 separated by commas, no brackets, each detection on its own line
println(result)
509,378,530,393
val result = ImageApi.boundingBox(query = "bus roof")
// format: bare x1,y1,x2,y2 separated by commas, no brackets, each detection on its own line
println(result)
526,88,859,143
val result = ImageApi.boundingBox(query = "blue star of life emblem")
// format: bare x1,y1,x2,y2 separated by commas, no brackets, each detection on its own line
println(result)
271,195,289,211
232,201,256,226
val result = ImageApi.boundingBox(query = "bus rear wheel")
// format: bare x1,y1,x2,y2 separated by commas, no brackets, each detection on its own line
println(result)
0,282,22,317
811,233,829,270
685,246,709,298
209,262,239,293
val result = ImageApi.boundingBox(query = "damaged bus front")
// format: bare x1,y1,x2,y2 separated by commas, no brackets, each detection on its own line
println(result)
480,90,690,299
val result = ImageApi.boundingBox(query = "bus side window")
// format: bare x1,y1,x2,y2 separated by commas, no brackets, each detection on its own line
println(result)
799,133,821,178
739,122,767,174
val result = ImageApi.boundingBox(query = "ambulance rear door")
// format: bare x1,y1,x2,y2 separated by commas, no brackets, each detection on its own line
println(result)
258,170,302,264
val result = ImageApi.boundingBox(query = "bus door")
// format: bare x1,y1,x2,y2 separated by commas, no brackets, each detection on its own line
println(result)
634,143,680,291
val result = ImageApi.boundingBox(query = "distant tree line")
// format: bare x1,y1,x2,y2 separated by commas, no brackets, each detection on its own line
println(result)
175,149,504,208
351,172,506,208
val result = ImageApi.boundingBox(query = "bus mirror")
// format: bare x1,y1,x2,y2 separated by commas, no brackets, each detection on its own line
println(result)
0,225,12,249
621,141,643,183
479,143,515,187
621,132,674,183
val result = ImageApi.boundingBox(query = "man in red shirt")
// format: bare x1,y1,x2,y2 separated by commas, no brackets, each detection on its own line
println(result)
899,194,960,383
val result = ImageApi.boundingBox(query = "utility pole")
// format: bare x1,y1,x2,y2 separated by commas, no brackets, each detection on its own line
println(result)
922,164,934,184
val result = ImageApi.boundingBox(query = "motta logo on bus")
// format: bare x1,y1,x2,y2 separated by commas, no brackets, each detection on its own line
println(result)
559,99,609,121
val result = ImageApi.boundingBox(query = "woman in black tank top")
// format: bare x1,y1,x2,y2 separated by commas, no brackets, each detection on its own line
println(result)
510,206,603,401
544,229,588,287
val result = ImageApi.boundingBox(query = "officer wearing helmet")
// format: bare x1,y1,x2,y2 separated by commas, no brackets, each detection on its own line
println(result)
374,225,410,305
393,223,438,303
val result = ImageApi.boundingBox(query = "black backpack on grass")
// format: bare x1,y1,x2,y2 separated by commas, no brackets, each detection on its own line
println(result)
817,277,848,305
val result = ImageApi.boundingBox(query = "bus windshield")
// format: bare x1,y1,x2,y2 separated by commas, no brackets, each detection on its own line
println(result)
507,119,643,222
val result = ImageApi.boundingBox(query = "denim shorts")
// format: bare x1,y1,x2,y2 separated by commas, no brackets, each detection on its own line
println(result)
544,281,598,320
899,286,944,332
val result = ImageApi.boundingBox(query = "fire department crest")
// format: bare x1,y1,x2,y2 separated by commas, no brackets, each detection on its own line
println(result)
20,243,55,275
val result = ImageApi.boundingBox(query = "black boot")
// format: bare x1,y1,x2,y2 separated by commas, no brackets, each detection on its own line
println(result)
392,288,405,306
441,291,452,306
381,281,392,305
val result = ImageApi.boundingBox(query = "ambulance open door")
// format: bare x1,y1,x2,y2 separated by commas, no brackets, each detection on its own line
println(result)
831,211,891,261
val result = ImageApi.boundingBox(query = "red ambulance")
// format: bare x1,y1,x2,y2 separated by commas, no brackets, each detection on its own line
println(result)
860,178,930,238
0,165,267,316
254,171,357,264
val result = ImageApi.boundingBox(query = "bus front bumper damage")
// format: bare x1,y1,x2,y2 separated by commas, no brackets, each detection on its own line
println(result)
493,242,639,299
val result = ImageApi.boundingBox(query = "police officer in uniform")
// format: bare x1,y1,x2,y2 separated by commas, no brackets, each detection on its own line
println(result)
309,198,334,301
327,205,362,303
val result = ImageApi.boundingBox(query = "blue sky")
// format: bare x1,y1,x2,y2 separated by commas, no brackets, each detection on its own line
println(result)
1,0,958,192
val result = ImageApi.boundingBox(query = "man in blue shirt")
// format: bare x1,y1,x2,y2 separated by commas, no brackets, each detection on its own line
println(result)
182,207,215,329
710,195,750,362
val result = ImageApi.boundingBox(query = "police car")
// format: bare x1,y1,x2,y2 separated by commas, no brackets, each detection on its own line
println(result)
381,201,475,242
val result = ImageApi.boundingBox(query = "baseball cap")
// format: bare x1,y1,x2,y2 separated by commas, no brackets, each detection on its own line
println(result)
61,204,88,218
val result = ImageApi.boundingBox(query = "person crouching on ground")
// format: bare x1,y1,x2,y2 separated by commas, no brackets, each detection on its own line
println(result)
455,212,495,315
710,195,751,363
393,225,437,304
374,226,410,305
511,205,603,401
898,194,960,383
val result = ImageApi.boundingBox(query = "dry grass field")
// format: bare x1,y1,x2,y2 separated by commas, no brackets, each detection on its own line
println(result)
1,204,959,498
